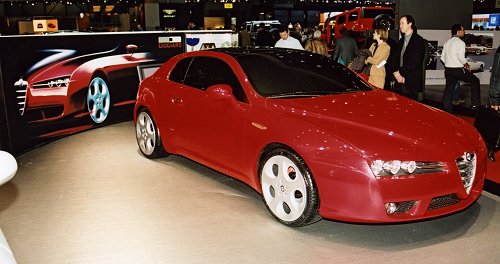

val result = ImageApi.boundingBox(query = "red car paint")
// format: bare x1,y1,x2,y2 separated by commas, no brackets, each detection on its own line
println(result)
134,49,486,223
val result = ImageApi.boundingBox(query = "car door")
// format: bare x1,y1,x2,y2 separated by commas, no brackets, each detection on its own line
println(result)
171,56,250,176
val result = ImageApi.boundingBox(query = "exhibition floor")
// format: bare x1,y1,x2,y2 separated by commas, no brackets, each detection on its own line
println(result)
0,121,499,264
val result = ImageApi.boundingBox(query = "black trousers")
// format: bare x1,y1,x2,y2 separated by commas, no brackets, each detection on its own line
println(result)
443,67,481,112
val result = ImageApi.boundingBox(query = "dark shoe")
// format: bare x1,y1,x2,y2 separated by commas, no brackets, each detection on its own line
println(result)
488,150,496,162
452,99,465,105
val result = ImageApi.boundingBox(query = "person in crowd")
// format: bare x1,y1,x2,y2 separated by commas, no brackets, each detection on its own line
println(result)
489,46,500,110
452,82,466,106
301,27,314,44
274,26,304,50
188,20,201,30
239,26,251,47
383,33,398,91
486,47,500,161
135,24,144,31
230,24,237,33
440,24,481,112
290,23,303,42
392,15,426,100
255,22,274,47
365,27,391,89
333,27,358,65
304,29,328,56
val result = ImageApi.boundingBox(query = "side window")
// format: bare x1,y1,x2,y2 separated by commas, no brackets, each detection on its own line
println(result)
184,56,248,102
169,57,192,84
337,15,346,24
348,11,358,22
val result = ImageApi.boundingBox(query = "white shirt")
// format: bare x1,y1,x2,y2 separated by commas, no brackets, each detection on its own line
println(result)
275,37,304,50
441,36,467,68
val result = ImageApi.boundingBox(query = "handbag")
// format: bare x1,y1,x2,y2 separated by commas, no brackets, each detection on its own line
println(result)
474,106,500,151
362,64,372,76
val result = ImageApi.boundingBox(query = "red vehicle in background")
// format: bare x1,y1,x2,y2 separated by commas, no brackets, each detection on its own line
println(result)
325,6,394,48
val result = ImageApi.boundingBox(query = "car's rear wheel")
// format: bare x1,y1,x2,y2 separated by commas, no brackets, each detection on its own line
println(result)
135,110,167,159
87,76,110,123
259,148,321,227
476,50,481,55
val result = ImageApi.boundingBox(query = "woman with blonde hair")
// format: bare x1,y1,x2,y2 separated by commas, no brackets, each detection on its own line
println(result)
304,30,328,56
365,27,391,88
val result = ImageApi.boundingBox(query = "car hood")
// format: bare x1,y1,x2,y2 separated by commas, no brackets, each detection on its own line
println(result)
265,90,481,160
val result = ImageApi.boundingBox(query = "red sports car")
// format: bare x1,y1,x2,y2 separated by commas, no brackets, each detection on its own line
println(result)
14,44,154,124
134,48,486,226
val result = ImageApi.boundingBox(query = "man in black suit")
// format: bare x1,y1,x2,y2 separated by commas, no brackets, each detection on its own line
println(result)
255,23,275,47
392,15,425,100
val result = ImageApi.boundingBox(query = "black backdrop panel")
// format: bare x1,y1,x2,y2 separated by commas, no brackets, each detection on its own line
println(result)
0,32,185,155
396,0,473,30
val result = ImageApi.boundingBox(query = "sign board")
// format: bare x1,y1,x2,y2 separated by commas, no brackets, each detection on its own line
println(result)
33,19,58,32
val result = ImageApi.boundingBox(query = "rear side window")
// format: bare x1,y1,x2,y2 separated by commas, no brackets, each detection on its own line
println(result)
169,57,192,84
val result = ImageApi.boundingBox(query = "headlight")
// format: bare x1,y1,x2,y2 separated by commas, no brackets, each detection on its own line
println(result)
370,160,443,176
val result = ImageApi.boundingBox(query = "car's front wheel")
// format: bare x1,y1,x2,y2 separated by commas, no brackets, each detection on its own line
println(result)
135,110,167,159
259,148,321,227
476,50,481,55
87,76,110,123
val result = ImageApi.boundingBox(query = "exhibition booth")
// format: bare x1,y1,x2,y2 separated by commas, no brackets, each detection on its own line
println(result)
0,30,235,155
1,29,498,189
0,29,498,264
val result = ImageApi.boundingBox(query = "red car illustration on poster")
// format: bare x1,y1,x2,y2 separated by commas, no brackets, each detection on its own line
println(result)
133,48,486,227
14,44,155,124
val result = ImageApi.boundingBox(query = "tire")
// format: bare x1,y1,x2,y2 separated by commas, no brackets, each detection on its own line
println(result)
87,76,111,123
135,110,167,159
480,65,484,72
259,148,321,227
476,50,481,55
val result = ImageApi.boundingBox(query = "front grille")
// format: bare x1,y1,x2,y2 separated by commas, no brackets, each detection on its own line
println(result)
456,152,477,194
414,162,445,174
14,78,28,115
395,201,415,214
428,194,460,210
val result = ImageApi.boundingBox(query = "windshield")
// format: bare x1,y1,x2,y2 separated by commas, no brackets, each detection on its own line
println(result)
363,9,394,19
234,50,372,98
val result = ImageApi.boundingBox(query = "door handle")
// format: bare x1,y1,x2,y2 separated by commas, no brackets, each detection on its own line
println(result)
171,97,183,104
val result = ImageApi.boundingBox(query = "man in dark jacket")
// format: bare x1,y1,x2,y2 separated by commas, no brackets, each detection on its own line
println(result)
481,47,500,161
255,23,274,47
392,15,425,100
334,28,358,66
491,47,500,110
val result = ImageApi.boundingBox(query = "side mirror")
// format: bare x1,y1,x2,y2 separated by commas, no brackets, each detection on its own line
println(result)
126,44,139,54
206,84,234,101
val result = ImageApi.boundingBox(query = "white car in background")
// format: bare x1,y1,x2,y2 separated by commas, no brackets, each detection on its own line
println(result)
467,57,485,72
466,44,487,55
0,151,18,264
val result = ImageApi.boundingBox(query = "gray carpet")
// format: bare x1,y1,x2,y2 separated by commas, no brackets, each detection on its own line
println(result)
1,121,499,264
